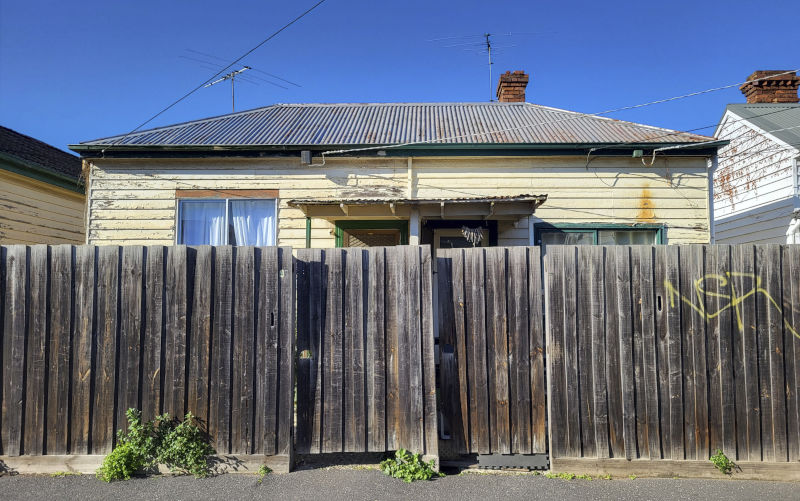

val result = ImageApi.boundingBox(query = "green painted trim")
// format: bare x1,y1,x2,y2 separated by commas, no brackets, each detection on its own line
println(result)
534,222,665,245
0,153,84,194
305,217,311,248
334,219,409,247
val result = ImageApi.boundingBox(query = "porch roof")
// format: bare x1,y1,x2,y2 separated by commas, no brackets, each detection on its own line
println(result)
287,193,547,220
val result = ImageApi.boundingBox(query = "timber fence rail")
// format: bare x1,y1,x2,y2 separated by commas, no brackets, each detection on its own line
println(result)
0,245,295,460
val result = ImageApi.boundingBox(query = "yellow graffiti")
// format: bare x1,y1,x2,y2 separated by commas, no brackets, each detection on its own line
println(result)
664,272,799,341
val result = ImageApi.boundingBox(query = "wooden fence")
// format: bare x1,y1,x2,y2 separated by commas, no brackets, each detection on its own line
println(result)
544,244,800,463
0,245,294,459
436,247,547,456
3,242,799,476
294,246,438,458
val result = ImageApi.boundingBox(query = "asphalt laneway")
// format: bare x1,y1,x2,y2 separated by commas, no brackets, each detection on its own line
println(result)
2,469,799,501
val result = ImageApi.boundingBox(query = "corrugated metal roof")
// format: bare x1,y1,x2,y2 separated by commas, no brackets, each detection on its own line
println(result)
76,102,712,148
725,103,800,148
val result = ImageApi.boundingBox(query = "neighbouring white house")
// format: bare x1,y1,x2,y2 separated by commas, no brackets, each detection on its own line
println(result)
788,208,800,243
712,70,800,244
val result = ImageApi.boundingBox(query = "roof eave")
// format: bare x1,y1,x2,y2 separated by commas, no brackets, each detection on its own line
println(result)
0,151,85,194
70,140,727,158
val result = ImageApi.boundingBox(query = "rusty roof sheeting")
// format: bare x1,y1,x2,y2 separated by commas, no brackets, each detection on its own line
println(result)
76,103,713,148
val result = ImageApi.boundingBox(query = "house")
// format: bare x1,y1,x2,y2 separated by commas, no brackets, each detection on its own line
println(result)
1,126,86,244
712,70,800,244
70,71,721,250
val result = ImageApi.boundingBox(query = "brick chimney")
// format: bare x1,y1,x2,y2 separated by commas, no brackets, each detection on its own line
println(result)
496,70,529,102
739,70,799,103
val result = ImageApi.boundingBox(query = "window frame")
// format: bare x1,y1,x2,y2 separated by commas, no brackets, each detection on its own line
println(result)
534,222,665,246
334,220,409,247
175,197,278,246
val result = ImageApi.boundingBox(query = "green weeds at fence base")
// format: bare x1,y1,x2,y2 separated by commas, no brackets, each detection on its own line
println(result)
96,409,215,482
256,464,272,484
379,449,444,483
710,449,736,475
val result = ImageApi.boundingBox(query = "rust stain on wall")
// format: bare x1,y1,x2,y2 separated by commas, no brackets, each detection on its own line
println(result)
637,187,656,221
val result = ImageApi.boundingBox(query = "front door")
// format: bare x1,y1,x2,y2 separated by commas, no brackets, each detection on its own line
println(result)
433,227,490,251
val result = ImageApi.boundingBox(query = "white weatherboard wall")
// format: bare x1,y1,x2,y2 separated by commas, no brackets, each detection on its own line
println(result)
714,112,800,244
85,155,710,247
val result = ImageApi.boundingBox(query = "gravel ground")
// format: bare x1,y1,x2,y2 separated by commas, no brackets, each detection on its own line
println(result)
2,468,799,501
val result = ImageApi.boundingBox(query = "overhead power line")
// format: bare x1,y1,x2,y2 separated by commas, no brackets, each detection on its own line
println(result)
184,49,301,87
103,0,326,152
319,70,800,159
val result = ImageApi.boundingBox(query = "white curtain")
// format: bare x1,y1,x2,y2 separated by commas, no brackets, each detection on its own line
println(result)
230,200,276,246
179,201,225,245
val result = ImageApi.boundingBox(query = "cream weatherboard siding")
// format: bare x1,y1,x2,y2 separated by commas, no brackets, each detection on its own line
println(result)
85,155,710,247
0,169,86,244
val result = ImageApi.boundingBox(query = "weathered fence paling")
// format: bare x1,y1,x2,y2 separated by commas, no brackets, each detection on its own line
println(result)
544,244,800,463
0,245,294,459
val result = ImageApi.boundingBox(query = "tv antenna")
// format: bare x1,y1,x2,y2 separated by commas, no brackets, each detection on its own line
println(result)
429,31,551,101
204,66,252,112
181,49,301,112
483,33,495,102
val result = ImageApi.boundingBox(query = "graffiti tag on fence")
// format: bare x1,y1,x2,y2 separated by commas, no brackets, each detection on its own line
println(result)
664,272,799,340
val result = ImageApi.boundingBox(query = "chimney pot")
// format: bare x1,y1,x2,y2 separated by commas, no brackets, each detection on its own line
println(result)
739,70,799,104
496,70,530,102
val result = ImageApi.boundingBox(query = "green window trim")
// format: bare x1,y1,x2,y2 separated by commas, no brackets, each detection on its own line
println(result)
534,223,665,245
334,220,409,247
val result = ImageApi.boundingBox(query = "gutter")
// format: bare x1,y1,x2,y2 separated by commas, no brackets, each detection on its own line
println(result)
0,152,85,194
69,142,728,161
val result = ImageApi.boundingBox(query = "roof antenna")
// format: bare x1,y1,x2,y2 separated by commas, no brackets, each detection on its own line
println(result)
428,31,551,101
485,33,494,102
204,66,251,112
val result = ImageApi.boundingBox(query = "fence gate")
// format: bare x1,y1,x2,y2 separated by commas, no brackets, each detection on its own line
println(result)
436,247,548,469
294,246,438,459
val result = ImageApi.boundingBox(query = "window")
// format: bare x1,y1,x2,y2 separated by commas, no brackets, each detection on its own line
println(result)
334,220,408,247
177,199,277,246
536,224,663,249
794,156,799,198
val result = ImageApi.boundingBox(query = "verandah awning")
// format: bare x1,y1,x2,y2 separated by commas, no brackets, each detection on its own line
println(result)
287,194,547,220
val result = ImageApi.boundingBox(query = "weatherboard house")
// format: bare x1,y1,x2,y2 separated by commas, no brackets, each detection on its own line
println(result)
712,70,800,244
1,126,86,244
71,71,722,250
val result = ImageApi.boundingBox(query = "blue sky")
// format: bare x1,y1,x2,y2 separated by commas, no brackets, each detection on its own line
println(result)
1,0,798,152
